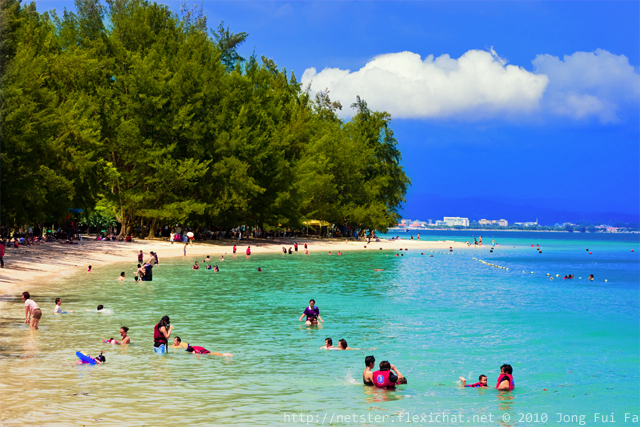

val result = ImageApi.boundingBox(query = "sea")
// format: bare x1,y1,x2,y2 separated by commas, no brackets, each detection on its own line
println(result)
0,231,638,426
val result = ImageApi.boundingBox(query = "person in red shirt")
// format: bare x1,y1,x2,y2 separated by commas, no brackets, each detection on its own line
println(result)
186,345,232,357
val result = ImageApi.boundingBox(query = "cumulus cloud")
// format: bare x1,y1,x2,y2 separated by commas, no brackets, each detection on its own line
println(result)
301,48,640,123
532,49,640,123
302,49,548,119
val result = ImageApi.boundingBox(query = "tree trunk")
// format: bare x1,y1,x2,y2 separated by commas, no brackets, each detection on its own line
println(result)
147,218,157,239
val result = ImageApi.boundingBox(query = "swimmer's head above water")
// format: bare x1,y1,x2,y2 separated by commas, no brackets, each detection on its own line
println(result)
324,338,333,348
97,305,104,311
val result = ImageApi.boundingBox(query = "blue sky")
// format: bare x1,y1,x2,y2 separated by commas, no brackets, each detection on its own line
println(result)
39,1,640,224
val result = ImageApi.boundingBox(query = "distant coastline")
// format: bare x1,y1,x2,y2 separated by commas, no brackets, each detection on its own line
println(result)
387,228,639,234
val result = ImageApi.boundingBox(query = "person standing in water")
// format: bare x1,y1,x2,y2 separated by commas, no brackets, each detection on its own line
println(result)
153,316,172,353
363,355,376,385
372,361,404,389
246,246,251,256
22,292,41,330
299,299,323,326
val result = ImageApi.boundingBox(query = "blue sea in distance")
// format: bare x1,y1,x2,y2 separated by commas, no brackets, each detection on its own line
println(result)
0,231,638,426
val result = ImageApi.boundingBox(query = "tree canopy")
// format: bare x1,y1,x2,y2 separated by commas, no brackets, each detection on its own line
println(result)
0,0,410,235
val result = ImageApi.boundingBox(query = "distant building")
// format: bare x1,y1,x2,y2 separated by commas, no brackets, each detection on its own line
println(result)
443,217,469,227
435,220,447,226
515,221,538,227
479,219,508,227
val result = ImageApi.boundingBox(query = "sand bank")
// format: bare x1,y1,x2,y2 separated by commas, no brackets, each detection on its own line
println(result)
0,236,471,297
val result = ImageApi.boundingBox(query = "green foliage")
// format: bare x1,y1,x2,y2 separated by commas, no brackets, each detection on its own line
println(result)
0,0,410,235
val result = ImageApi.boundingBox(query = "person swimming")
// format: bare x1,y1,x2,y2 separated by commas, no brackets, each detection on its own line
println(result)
363,355,375,386
257,267,263,272
203,256,211,262
320,338,335,350
76,351,106,364
186,345,232,357
337,339,357,350
171,336,189,348
193,261,200,270
206,264,212,270
102,326,130,345
117,272,126,281
459,374,488,387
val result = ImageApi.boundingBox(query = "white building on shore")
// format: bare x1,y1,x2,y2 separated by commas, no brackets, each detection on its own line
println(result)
479,219,508,227
442,217,469,227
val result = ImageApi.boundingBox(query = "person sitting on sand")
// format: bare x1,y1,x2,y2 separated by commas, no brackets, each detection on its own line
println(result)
459,374,488,387
363,355,376,385
171,336,189,348
372,361,404,389
320,338,335,350
337,339,357,350
186,345,233,357
22,292,42,330
193,261,200,270
299,299,323,326
117,272,126,281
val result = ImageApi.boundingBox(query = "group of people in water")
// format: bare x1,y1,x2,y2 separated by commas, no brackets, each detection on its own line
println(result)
20,242,517,392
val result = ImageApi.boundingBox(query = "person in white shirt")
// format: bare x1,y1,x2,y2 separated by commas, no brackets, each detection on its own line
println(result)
22,292,41,330
54,298,73,314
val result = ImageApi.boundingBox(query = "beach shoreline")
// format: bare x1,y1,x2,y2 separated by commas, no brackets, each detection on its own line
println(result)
0,236,471,299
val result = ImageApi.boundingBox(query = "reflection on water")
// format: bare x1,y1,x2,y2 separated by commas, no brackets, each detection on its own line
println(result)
0,240,639,425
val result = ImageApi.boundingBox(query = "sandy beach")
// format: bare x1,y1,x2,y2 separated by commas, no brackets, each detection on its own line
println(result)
0,236,470,298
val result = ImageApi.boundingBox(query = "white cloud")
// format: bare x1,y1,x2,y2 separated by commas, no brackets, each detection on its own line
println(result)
301,48,640,123
532,49,640,123
302,49,549,119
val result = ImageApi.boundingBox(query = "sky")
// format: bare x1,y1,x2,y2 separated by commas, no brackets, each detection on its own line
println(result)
38,1,640,224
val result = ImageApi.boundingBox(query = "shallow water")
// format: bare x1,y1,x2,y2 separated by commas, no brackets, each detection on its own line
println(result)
1,233,639,426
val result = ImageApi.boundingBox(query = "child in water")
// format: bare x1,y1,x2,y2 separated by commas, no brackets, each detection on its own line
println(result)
186,345,233,357
459,375,488,387
76,352,106,364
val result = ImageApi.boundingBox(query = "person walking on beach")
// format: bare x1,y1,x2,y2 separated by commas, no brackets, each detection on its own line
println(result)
138,250,143,263
153,316,172,353
22,292,42,330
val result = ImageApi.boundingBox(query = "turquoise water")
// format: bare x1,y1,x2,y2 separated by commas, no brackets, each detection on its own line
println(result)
1,232,639,426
